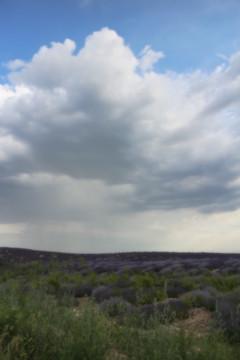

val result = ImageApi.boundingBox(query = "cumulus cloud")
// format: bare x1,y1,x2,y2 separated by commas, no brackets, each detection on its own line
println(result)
139,45,165,72
5,59,26,71
9,39,77,88
0,27,240,251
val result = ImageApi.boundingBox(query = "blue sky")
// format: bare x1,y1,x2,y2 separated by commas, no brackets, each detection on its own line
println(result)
0,0,240,253
1,0,240,76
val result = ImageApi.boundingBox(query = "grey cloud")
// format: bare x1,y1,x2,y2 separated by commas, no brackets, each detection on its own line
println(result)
8,103,136,183
129,148,240,213
200,88,240,117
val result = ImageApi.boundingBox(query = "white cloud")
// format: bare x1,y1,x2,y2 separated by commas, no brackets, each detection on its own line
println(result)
217,53,229,62
0,84,31,108
9,39,77,88
6,59,26,71
139,45,165,72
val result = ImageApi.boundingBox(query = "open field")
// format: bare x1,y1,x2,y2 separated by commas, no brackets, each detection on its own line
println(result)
1,247,240,359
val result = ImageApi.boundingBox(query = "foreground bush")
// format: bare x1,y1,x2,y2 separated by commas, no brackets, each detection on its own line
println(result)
0,282,110,360
113,311,240,360
139,299,189,327
1,281,240,359
213,294,240,341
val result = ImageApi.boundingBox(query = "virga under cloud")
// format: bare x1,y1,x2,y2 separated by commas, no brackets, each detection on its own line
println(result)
0,28,240,252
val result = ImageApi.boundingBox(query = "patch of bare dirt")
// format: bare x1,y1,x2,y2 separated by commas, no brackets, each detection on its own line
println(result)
170,307,212,338
72,297,92,316
211,268,220,273
105,348,127,360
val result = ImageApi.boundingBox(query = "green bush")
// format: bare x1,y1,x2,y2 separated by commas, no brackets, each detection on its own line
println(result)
86,271,99,286
0,283,110,360
1,265,240,359
47,272,62,293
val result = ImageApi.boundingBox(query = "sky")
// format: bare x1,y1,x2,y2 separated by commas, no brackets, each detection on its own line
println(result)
0,0,240,253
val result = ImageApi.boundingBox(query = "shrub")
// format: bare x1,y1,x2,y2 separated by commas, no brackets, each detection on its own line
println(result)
166,285,186,298
74,285,94,298
181,289,217,311
78,256,89,270
179,275,195,291
135,272,154,289
137,287,157,305
204,274,239,293
92,285,114,303
100,297,133,318
47,272,62,293
120,287,138,305
58,284,76,298
213,294,240,341
140,299,189,325
86,271,99,286
0,283,111,360
102,272,120,285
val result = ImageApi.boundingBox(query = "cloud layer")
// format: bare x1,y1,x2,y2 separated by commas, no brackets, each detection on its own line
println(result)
0,28,240,251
